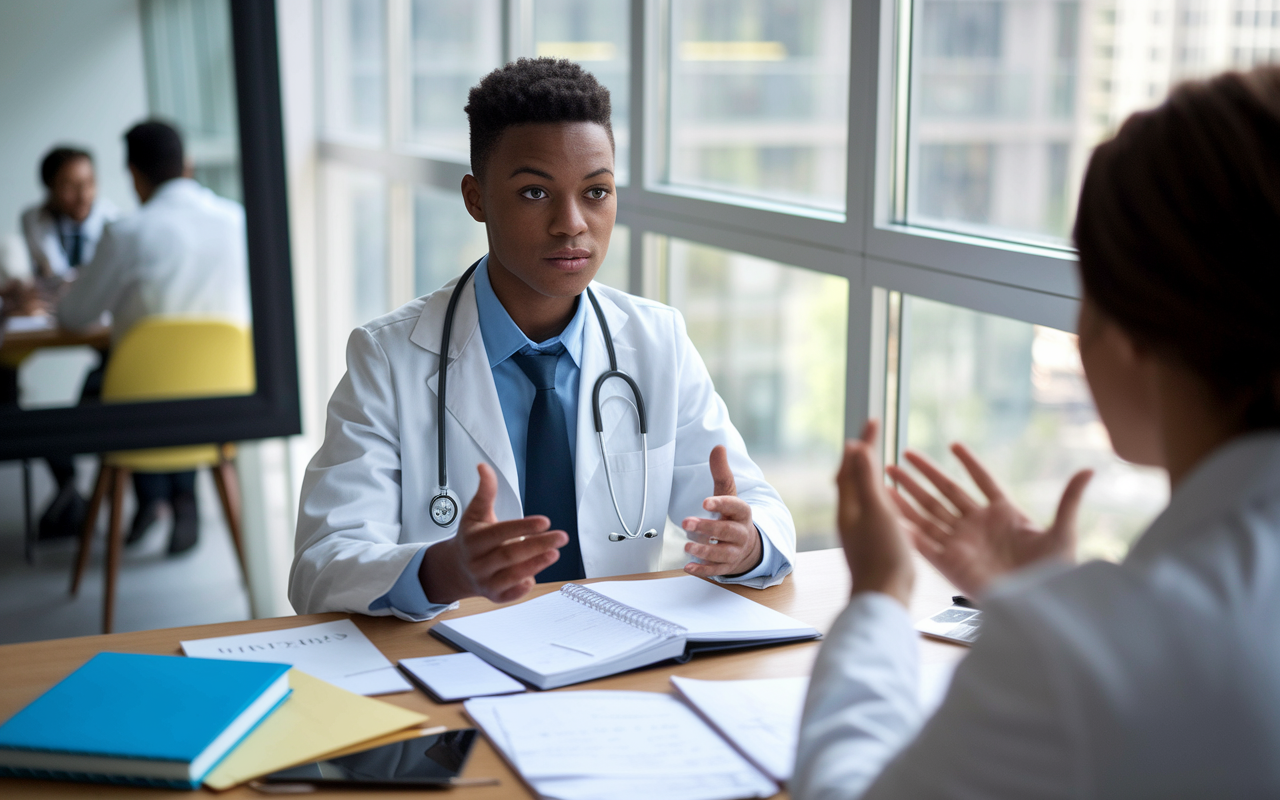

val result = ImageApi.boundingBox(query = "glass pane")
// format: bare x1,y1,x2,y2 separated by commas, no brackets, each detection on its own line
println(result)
407,0,502,154
413,184,489,297
534,0,631,185
320,0,385,144
906,0,1280,246
324,165,389,336
593,224,629,291
901,296,1167,561
661,236,848,554
666,0,851,211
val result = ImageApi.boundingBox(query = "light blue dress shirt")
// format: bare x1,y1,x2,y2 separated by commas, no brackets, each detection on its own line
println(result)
372,255,783,618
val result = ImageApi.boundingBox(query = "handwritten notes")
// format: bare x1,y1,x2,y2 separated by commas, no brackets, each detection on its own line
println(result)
181,620,410,696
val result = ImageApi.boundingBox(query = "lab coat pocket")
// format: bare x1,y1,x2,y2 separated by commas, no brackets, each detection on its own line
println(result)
602,440,676,534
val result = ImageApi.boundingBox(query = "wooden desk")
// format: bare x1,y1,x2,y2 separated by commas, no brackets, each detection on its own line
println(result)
0,549,964,798
0,322,110,364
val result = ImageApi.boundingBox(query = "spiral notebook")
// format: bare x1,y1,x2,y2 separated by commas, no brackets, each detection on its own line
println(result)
431,576,819,690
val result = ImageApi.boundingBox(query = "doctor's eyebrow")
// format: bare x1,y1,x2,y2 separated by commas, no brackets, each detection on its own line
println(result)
508,166,615,181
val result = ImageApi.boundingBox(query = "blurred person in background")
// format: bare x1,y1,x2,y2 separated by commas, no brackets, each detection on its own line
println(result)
21,146,119,284
48,120,250,554
795,65,1280,799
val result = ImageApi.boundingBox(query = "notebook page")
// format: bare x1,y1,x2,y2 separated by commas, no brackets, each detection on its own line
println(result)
466,691,775,800
441,591,662,674
588,576,817,641
671,675,808,782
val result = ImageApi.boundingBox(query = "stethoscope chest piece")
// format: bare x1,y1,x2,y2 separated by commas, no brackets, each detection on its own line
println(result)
608,529,659,542
430,488,460,527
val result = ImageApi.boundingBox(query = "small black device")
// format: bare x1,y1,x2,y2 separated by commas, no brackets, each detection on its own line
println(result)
259,729,480,789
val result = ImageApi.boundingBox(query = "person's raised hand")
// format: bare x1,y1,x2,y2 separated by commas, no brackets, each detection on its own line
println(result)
681,445,763,578
421,463,569,605
887,444,1092,599
837,420,914,606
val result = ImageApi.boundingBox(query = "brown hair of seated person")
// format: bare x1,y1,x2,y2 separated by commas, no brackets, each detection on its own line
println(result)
1074,65,1280,431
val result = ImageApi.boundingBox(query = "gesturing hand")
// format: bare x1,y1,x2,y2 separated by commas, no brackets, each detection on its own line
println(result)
681,445,763,578
836,420,914,606
887,444,1092,599
421,463,569,605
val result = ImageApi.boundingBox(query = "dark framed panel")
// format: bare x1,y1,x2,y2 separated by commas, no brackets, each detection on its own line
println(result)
0,0,300,461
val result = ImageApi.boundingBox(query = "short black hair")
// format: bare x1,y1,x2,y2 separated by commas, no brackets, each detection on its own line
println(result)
40,146,93,188
465,57,613,180
124,120,185,186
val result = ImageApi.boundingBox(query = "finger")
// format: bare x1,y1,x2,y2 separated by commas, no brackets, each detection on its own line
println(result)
684,560,739,578
700,494,751,521
462,463,500,525
681,517,748,546
471,530,569,580
492,577,537,605
684,541,738,565
886,465,959,527
709,445,737,496
902,450,979,514
466,515,553,555
859,418,880,447
888,486,950,544
950,443,1006,503
909,526,944,558
1050,469,1094,543
835,441,872,531
485,550,562,601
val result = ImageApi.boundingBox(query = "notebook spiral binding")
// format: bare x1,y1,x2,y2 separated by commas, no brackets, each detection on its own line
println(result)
559,584,687,639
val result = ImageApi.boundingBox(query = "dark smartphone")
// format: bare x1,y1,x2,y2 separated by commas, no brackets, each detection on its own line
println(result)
260,729,479,789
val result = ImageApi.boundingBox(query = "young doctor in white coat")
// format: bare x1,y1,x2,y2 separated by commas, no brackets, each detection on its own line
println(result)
794,66,1280,798
291,58,796,621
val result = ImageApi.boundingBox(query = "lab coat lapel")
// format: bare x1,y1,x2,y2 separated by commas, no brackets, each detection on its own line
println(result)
574,287,637,518
413,277,521,504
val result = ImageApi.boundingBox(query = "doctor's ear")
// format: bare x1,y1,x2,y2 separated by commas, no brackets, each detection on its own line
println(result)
460,174,486,223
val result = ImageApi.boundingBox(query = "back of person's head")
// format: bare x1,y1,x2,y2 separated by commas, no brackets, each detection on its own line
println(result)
1075,65,1280,429
40,146,92,189
464,57,613,181
124,120,185,187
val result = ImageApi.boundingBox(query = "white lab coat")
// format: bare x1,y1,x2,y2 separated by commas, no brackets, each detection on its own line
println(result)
21,198,119,278
290,276,796,619
794,432,1280,799
57,179,250,343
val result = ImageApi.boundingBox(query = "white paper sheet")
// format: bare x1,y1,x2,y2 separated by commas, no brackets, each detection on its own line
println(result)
466,691,775,800
671,675,808,782
398,653,524,701
3,315,54,333
180,619,411,696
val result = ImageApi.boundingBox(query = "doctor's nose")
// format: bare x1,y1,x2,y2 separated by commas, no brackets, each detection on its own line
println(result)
549,198,588,238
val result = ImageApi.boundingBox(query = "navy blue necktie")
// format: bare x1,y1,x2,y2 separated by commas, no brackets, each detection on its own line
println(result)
512,346,584,582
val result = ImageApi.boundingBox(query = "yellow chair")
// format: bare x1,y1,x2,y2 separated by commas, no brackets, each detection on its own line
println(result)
70,317,256,633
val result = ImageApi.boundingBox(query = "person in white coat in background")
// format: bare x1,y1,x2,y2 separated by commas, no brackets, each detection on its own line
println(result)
794,65,1280,799
54,120,250,554
21,146,119,283
291,58,796,621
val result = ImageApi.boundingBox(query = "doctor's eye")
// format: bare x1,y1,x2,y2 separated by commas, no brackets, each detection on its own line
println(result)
520,187,548,200
586,187,611,201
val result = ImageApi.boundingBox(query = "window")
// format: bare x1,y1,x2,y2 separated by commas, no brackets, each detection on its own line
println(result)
898,297,1166,561
653,236,848,553
904,0,1280,246
663,0,852,211
320,0,386,144
406,0,502,154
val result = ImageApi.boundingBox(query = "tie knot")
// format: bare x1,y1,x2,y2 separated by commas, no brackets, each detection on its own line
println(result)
512,346,562,391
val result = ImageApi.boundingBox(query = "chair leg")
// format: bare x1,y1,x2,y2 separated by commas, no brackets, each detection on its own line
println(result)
103,468,129,635
71,464,112,596
211,456,248,583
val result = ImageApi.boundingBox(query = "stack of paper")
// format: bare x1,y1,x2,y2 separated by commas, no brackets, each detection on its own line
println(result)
181,619,411,696
466,691,777,800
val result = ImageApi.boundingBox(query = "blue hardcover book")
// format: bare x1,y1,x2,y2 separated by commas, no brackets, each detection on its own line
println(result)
0,652,291,789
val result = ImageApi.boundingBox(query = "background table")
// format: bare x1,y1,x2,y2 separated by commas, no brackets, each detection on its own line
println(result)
0,548,965,798
0,322,111,364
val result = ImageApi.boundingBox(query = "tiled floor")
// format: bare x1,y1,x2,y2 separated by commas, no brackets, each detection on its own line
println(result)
0,457,251,645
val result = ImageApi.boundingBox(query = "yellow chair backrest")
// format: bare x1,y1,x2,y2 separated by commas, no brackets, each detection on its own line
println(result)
103,317,255,403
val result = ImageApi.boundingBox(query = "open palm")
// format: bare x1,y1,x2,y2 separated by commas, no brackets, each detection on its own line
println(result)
887,444,1093,599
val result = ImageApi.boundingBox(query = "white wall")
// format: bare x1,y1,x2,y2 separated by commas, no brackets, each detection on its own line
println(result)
0,0,149,238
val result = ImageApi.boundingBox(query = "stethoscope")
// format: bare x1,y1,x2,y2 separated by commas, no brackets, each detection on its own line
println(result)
429,260,659,543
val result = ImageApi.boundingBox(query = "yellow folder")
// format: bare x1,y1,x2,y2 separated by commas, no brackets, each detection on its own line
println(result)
204,669,429,791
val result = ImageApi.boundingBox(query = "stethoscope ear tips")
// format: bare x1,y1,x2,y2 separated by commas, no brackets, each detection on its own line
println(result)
608,530,660,542
608,533,627,542
642,529,658,539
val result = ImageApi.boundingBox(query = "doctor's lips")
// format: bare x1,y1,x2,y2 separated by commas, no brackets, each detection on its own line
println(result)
544,248,591,271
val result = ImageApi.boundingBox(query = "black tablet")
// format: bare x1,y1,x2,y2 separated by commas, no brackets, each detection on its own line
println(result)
260,729,479,789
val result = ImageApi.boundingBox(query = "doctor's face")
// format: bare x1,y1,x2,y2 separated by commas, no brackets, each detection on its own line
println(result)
463,121,616,302
51,157,97,223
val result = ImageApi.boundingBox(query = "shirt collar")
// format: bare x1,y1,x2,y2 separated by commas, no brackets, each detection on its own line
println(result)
473,253,587,369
